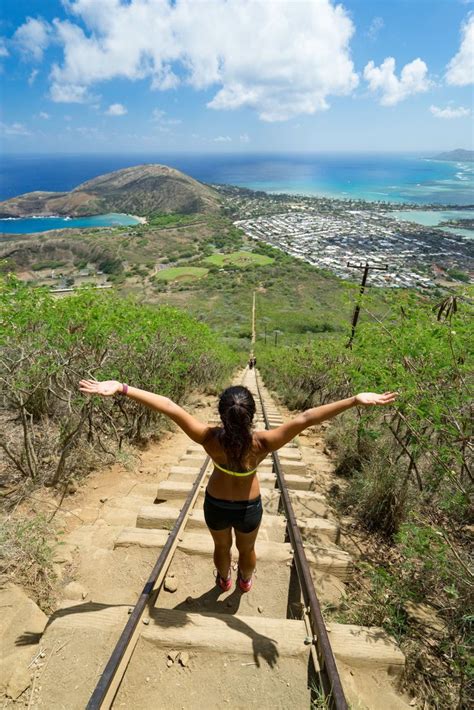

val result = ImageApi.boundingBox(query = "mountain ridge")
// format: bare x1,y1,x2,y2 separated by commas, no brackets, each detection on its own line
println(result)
432,149,474,162
0,164,221,217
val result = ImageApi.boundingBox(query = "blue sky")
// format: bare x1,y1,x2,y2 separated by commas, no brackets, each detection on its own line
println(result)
1,0,473,153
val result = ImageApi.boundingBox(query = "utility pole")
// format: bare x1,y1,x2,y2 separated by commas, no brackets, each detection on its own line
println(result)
346,261,388,348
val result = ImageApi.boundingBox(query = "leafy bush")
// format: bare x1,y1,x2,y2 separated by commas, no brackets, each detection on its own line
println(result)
0,275,237,493
98,256,123,274
446,269,469,283
258,287,473,708
31,260,66,271
259,289,473,531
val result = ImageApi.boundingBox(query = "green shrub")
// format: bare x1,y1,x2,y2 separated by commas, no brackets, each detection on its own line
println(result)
31,260,66,271
343,453,410,536
446,269,469,283
98,256,123,274
0,275,237,490
258,287,473,709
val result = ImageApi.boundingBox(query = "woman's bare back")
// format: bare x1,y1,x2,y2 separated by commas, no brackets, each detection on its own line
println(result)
203,428,269,501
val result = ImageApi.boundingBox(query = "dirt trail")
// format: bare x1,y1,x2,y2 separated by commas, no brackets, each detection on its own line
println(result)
16,371,413,710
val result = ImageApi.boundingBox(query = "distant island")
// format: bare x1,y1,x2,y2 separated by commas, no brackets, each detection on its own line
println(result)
432,149,474,162
0,164,221,218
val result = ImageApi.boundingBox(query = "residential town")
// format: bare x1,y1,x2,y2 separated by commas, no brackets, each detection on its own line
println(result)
218,187,473,288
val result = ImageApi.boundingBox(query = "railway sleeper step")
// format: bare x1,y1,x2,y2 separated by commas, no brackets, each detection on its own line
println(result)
113,529,352,580
136,504,339,544
142,609,405,674
299,517,340,544
136,504,286,541
144,609,308,657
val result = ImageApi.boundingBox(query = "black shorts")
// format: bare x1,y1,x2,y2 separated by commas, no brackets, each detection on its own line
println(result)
204,491,263,534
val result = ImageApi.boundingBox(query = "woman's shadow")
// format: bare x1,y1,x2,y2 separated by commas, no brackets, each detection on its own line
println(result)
153,584,280,669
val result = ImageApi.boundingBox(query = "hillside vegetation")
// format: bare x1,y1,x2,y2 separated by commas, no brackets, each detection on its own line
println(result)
0,275,236,499
258,288,473,709
1,212,364,350
0,164,221,217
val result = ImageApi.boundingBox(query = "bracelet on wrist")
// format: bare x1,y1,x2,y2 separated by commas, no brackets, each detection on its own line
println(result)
120,383,129,396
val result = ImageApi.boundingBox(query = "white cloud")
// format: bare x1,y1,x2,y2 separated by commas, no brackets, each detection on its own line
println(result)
366,17,384,41
38,0,358,120
28,69,39,85
0,122,31,136
106,102,127,115
430,104,471,119
152,108,181,125
445,13,474,85
364,57,431,105
50,81,90,103
39,111,50,119
0,38,9,58
240,133,250,144
14,17,51,61
214,135,232,143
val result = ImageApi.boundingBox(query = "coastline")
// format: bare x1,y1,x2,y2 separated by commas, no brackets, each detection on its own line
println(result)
2,153,474,207
129,214,147,224
0,212,145,235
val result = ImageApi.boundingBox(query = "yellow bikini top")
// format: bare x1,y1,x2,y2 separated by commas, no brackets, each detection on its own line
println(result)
212,460,257,477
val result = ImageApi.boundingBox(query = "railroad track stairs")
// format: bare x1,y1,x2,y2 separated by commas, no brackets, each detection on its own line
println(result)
31,369,409,710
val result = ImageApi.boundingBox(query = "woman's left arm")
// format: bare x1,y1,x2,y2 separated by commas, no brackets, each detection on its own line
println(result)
79,380,211,444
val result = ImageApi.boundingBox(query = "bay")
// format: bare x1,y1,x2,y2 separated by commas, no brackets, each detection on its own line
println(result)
389,209,474,239
0,213,142,234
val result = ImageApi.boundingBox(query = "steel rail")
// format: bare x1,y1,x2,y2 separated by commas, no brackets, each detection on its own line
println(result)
254,371,348,710
86,455,211,710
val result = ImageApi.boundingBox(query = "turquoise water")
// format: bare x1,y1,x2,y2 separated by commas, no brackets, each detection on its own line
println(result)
234,158,474,205
2,153,474,206
0,213,141,234
389,209,474,238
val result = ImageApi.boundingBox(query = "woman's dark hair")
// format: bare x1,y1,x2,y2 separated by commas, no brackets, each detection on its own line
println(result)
218,386,256,471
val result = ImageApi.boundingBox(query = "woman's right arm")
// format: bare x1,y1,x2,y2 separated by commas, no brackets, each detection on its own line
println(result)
259,392,397,452
78,380,211,444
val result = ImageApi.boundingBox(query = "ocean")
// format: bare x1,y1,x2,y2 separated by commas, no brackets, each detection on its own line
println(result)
1,152,473,206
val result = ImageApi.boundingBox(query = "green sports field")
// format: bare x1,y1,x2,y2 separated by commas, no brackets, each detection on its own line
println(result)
154,266,209,282
203,251,274,268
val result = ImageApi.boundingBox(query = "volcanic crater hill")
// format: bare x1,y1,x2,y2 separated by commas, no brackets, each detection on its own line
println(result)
0,164,221,218
433,148,474,162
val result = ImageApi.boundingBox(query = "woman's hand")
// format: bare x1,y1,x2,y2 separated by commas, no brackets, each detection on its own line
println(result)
79,379,123,397
355,392,398,407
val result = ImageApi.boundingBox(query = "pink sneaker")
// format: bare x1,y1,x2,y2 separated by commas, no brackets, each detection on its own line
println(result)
216,571,232,592
237,569,253,593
